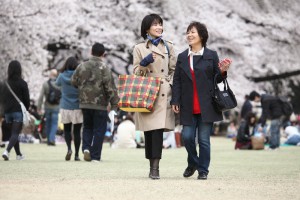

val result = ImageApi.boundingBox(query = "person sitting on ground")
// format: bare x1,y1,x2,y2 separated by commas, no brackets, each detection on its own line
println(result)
111,115,137,149
235,112,257,150
283,122,300,146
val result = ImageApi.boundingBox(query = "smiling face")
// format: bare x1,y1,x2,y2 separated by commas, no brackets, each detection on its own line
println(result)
186,26,202,47
147,20,163,38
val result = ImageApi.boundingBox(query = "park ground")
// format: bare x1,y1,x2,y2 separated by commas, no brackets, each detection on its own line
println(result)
0,137,299,200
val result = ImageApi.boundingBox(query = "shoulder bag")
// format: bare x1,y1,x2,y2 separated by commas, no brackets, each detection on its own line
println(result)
5,82,31,126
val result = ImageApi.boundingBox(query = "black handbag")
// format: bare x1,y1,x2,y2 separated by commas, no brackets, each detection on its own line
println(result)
212,74,237,112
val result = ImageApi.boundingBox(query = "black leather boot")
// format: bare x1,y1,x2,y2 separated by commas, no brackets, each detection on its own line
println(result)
149,159,160,179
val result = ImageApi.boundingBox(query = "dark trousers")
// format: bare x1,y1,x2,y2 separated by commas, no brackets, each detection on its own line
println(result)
144,129,164,159
82,109,107,161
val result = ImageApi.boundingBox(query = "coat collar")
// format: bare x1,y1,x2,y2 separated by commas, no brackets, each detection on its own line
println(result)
145,39,167,57
183,47,213,60
180,47,213,80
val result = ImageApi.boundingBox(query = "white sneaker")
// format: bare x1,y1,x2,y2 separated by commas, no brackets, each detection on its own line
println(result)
16,155,25,161
83,149,91,161
91,160,100,163
2,150,9,161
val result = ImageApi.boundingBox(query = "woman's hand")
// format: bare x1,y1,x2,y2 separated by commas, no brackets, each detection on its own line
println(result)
172,105,180,113
218,58,232,73
140,53,156,67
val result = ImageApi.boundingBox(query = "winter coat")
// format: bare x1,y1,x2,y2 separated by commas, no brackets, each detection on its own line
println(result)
71,56,119,111
1,79,30,113
240,99,252,120
56,70,80,110
133,39,177,132
259,94,283,126
171,47,225,125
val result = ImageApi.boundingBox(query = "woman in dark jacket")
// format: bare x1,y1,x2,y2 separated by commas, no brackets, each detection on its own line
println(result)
1,60,30,161
171,21,231,180
235,112,256,150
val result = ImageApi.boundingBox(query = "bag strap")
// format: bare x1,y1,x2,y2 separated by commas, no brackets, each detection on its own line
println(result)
214,74,230,91
5,82,21,103
162,39,170,58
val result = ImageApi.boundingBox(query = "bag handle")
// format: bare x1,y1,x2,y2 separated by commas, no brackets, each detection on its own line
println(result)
213,74,231,91
5,82,22,103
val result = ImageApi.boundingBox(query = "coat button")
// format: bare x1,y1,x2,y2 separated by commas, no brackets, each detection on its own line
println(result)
161,55,164,59
162,94,165,97
150,71,153,73
160,81,163,84
161,69,164,72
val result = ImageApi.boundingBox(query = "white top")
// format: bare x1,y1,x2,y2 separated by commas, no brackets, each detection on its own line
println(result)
188,47,204,70
284,126,300,139
111,120,136,149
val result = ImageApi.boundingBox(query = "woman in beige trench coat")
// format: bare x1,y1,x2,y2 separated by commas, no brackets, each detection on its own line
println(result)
133,14,177,179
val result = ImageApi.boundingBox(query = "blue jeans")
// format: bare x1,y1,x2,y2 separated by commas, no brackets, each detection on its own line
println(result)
182,114,213,175
82,109,107,161
269,119,281,149
5,112,23,123
45,109,59,143
4,112,23,155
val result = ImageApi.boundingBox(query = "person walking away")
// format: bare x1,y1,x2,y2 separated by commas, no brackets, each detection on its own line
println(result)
56,57,83,161
171,21,232,180
132,14,177,179
71,42,119,162
37,69,61,146
1,60,30,160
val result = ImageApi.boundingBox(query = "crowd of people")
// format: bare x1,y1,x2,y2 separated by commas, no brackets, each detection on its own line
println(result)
232,92,300,150
0,13,297,182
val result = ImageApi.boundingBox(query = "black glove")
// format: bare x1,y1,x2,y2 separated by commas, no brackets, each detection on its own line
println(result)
140,53,154,67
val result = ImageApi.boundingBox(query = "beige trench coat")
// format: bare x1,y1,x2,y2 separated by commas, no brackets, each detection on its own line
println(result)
133,39,177,132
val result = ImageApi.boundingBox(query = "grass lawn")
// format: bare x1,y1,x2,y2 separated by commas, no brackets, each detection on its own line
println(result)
0,137,299,200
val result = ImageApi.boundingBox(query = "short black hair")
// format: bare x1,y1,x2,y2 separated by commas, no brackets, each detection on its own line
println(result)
92,43,105,57
60,56,79,72
141,14,163,39
249,91,260,101
8,60,22,80
186,21,209,47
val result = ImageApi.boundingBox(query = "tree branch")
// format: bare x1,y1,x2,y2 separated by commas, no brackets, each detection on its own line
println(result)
246,69,300,82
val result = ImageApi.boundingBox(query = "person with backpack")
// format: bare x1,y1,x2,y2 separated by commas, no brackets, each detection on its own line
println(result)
56,57,83,161
37,69,61,146
249,91,286,150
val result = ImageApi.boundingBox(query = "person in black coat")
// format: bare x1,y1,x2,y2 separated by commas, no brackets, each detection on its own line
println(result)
1,60,30,161
249,91,283,150
171,21,231,180
240,95,252,120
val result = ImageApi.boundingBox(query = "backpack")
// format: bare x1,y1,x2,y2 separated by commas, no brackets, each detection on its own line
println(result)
46,80,61,105
278,96,293,117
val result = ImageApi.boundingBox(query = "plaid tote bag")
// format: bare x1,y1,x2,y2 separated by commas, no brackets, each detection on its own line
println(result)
118,74,161,112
